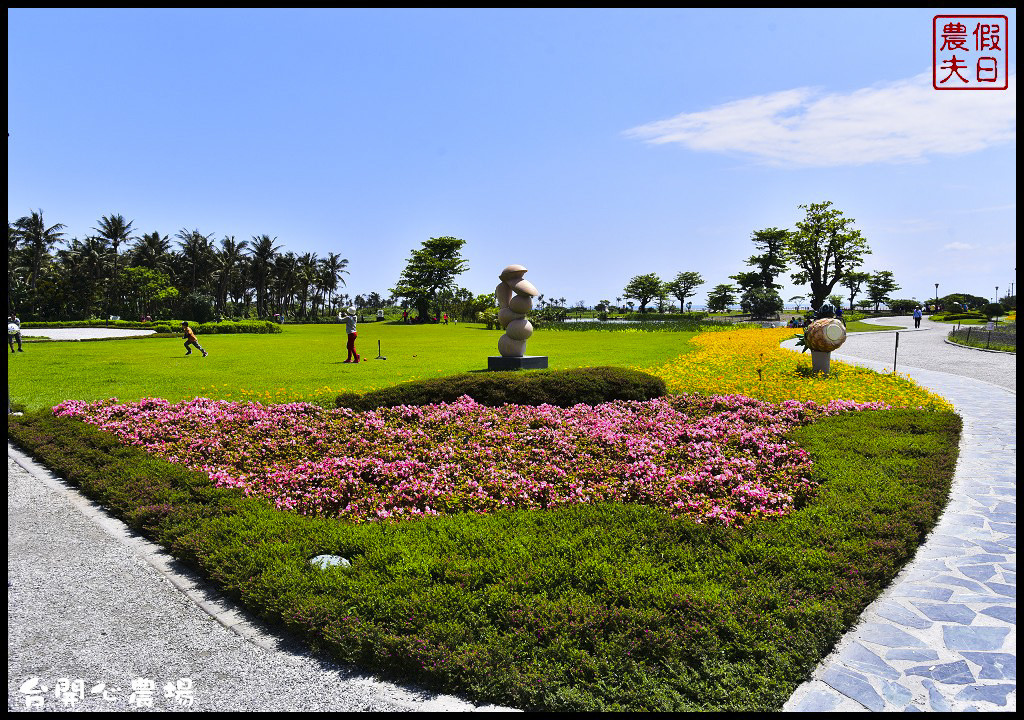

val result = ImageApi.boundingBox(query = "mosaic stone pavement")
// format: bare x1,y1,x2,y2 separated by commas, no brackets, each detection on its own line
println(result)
784,333,1016,712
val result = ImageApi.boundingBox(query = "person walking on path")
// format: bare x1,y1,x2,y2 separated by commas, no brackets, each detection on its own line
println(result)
181,321,208,357
913,307,923,329
9,312,23,353
340,306,360,363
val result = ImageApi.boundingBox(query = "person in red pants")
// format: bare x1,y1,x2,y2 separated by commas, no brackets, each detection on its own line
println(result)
340,306,360,363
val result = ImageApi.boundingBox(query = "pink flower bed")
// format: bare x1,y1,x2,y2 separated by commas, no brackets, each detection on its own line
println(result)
52,394,888,526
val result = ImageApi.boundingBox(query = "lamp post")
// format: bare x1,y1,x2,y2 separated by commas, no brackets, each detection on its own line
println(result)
934,283,939,312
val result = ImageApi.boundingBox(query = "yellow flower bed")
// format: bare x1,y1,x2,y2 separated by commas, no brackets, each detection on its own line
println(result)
645,327,953,411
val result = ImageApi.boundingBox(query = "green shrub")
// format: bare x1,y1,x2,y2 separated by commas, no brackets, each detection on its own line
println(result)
336,366,667,410
937,312,986,321
192,320,281,335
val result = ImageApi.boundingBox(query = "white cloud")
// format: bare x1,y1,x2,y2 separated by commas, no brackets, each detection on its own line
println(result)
624,72,1016,167
943,242,975,251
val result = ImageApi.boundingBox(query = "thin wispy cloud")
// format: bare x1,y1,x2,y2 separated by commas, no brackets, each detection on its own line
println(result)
625,72,1016,167
943,242,975,251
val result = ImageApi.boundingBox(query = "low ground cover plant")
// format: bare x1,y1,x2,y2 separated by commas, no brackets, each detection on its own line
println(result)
52,393,888,526
647,327,952,411
8,404,961,711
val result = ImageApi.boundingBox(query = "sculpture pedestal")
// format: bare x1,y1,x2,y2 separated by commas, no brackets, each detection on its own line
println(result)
488,355,548,371
810,350,831,375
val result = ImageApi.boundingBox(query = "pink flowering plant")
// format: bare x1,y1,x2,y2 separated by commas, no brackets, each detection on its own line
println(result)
53,393,888,527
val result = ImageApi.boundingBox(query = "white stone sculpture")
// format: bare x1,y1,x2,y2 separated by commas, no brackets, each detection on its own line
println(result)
495,264,539,357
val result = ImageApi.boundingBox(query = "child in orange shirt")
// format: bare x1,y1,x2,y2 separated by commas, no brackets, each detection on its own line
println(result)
181,321,208,357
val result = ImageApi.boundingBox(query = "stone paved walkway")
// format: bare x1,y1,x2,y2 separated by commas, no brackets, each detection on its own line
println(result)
783,317,1016,712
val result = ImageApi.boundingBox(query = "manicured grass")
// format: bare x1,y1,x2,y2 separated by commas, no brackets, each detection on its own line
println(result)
7,323,699,411
7,405,961,711
843,319,903,332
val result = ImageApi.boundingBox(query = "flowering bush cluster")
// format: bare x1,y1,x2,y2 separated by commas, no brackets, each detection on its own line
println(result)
53,393,888,527
646,327,953,411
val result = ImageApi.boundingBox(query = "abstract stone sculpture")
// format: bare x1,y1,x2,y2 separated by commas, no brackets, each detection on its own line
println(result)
488,265,547,370
496,264,538,357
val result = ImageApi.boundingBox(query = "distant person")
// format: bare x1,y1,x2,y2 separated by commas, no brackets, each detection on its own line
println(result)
181,321,208,357
402,309,409,324
442,312,449,325
8,313,23,353
913,307,923,329
340,306,360,363
835,305,845,326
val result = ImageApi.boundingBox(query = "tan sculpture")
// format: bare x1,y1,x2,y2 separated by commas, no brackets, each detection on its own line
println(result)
495,264,539,357
803,318,847,374
804,318,847,352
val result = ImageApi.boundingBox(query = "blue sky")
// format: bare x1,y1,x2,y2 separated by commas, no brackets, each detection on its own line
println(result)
8,8,1017,309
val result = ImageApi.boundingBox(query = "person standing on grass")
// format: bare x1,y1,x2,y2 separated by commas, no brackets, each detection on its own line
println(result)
9,312,23,353
181,321,208,357
340,306,360,363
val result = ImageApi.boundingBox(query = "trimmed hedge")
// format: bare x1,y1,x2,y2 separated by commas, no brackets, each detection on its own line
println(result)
335,366,667,410
20,319,281,335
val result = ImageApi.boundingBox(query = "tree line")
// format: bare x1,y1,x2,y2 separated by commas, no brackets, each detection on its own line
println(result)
7,211,359,322
620,201,913,318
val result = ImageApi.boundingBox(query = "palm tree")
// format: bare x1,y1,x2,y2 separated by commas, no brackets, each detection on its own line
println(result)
12,210,66,315
214,236,249,316
295,252,319,319
130,232,173,275
319,252,349,315
248,235,280,318
57,237,110,317
272,252,299,317
175,228,216,296
93,213,135,316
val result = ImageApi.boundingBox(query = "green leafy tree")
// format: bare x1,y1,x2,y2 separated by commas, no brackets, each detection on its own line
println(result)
730,228,788,318
887,299,920,315
866,270,901,311
119,266,179,318
839,270,871,311
787,202,871,310
391,236,469,319
981,303,1003,319
706,283,738,313
622,273,663,314
666,271,704,313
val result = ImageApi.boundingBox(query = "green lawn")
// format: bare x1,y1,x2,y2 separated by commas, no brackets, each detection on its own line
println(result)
843,319,904,332
8,322,698,411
